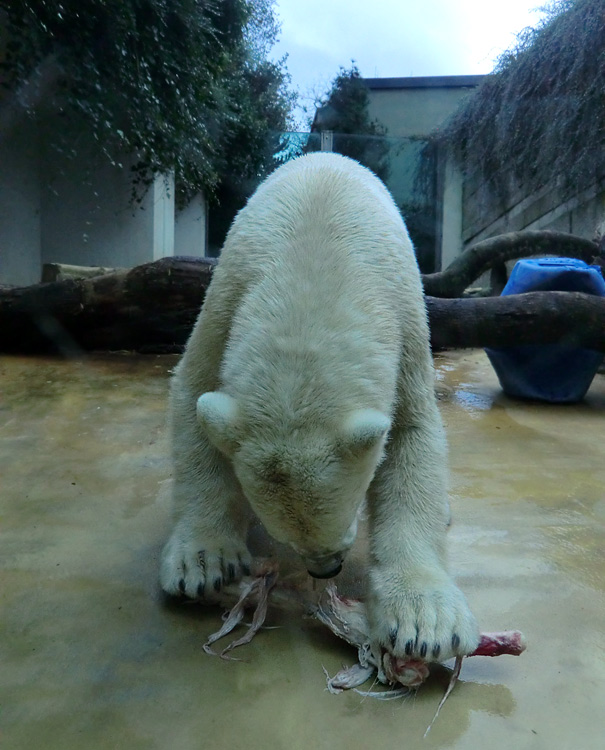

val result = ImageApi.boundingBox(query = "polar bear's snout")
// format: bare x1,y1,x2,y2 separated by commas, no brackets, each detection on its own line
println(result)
294,515,358,578
304,552,344,579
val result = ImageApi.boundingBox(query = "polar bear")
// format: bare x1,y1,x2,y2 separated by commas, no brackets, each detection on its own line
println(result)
161,152,479,662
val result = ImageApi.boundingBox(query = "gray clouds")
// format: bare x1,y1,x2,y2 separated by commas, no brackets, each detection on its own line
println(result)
272,0,543,108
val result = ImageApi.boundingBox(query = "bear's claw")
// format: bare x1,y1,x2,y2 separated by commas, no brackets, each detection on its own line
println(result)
368,569,480,663
160,531,252,600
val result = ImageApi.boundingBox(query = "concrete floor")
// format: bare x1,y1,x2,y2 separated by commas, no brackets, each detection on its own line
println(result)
1,350,604,749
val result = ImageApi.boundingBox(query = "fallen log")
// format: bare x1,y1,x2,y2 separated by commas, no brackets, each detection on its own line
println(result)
426,291,605,351
0,256,215,355
1,256,604,354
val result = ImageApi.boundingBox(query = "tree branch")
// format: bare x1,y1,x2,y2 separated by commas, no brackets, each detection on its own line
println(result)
423,230,601,297
427,292,605,351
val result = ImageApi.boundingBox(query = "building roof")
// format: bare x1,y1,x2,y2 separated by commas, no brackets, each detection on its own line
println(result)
363,75,485,90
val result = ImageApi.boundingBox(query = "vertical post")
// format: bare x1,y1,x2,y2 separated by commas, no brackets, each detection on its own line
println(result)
152,172,175,260
174,192,207,257
320,130,334,152
439,149,464,272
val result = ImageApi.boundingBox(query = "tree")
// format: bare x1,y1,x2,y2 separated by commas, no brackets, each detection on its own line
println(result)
207,56,297,253
0,0,296,206
311,64,390,182
205,2,297,253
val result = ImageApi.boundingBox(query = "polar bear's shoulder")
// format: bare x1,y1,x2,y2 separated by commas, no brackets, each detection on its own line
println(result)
258,152,390,201
229,153,404,247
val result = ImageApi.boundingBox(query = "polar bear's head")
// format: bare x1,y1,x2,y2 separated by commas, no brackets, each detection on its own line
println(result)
197,392,390,578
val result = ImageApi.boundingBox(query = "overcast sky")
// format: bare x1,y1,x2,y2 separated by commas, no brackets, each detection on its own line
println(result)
272,0,545,121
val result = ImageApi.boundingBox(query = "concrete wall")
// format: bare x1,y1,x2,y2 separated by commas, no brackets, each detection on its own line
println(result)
461,170,605,248
0,109,204,285
364,75,604,267
365,76,483,138
0,118,42,286
40,137,176,269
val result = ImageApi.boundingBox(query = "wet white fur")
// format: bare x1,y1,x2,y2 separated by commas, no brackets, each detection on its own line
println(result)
161,153,478,660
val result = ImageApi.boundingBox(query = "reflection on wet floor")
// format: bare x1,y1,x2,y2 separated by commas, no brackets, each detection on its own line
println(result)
1,350,604,749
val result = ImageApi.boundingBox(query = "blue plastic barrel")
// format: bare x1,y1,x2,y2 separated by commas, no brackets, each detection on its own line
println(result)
485,258,605,403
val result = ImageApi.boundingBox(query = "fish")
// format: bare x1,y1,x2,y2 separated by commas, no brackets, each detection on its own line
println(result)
201,564,526,729
202,564,280,659
314,582,526,690
312,582,526,734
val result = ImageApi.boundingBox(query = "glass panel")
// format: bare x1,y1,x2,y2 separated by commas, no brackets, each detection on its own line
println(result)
207,132,439,272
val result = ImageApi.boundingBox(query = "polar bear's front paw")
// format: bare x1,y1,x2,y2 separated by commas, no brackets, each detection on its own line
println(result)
368,568,479,663
160,529,252,600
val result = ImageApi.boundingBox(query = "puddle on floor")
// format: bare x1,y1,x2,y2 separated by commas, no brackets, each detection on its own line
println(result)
1,350,604,749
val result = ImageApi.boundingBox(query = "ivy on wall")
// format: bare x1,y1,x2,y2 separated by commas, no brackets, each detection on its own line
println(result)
440,0,605,205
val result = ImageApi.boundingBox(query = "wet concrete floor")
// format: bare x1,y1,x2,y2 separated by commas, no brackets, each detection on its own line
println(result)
1,350,604,749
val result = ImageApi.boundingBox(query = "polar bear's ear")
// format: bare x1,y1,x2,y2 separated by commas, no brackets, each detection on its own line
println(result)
339,409,391,456
196,392,240,456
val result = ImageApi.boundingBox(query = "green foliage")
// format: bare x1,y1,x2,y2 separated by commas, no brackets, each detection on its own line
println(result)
206,55,297,253
0,0,295,206
440,0,605,204
313,64,390,182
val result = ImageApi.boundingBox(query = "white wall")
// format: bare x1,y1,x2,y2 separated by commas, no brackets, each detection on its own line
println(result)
40,137,176,269
0,118,42,286
0,112,209,285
